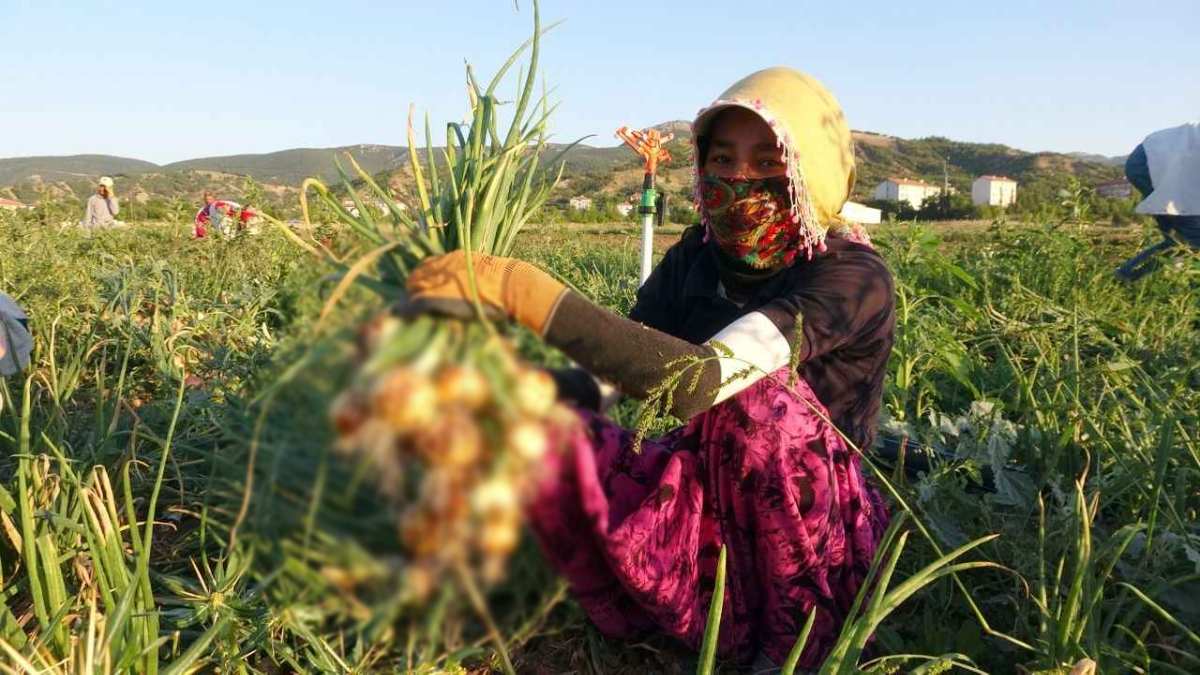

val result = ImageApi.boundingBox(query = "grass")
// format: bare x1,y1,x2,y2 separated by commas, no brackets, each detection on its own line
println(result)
0,211,1198,673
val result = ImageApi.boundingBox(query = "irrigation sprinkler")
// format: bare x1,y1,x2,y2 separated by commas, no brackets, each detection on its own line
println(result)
616,126,672,285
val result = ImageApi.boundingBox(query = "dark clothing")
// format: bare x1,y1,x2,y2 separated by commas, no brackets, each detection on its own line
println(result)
533,226,894,666
545,227,894,448
1125,144,1155,198
627,226,895,450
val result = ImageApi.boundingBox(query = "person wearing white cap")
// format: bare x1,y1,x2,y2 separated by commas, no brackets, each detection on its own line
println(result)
1115,121,1200,280
82,176,123,228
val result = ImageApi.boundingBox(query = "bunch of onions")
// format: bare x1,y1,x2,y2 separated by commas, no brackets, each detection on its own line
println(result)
296,1,576,600
329,313,570,595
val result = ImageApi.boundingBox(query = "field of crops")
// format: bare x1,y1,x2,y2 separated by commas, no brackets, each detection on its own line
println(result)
0,211,1198,673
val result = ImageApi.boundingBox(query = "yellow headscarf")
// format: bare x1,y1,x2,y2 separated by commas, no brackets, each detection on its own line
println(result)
692,67,856,255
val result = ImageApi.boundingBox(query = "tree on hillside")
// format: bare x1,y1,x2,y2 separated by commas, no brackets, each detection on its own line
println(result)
862,198,918,222
919,192,978,220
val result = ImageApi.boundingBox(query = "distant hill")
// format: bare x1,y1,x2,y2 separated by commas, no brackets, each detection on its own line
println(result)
540,123,1125,204
163,144,409,185
0,154,159,186
0,169,302,216
0,126,1127,209
1067,152,1127,167
848,132,1124,199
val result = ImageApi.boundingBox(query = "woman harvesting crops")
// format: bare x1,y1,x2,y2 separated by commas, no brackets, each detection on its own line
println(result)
406,67,892,669
195,190,258,238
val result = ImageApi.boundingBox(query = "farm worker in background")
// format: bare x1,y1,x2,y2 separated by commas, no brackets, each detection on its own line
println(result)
194,191,258,238
0,293,32,377
194,191,220,238
406,68,891,670
1115,121,1200,281
81,176,122,228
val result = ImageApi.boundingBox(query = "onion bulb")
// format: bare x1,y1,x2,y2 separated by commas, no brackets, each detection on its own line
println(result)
471,478,519,520
511,369,556,418
506,419,549,462
330,390,369,437
371,369,437,433
478,521,520,556
435,365,491,411
416,411,483,467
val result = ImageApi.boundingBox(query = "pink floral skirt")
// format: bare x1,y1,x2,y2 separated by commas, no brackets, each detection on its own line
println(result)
528,369,888,668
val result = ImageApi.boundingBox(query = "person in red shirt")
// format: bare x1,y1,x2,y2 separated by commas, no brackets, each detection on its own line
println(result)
194,191,258,238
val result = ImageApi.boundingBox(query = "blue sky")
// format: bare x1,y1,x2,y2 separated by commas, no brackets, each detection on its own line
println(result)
2,0,1196,164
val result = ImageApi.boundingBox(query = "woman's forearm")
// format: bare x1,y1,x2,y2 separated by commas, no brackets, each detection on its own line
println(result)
543,292,725,419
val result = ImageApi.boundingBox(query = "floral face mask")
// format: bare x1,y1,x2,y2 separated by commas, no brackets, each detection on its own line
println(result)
700,175,801,269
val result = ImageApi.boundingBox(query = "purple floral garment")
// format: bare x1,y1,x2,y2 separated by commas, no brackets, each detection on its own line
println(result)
528,367,889,669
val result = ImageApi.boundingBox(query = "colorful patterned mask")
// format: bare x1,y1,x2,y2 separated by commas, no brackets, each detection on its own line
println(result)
692,69,859,258
700,175,801,269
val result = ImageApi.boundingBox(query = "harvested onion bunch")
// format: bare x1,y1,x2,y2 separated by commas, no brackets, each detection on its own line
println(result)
296,1,571,600
329,314,570,594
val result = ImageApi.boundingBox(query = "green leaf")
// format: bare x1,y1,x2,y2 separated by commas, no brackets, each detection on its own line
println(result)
696,545,727,675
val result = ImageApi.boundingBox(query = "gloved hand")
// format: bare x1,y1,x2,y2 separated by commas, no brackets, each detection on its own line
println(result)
405,251,567,336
